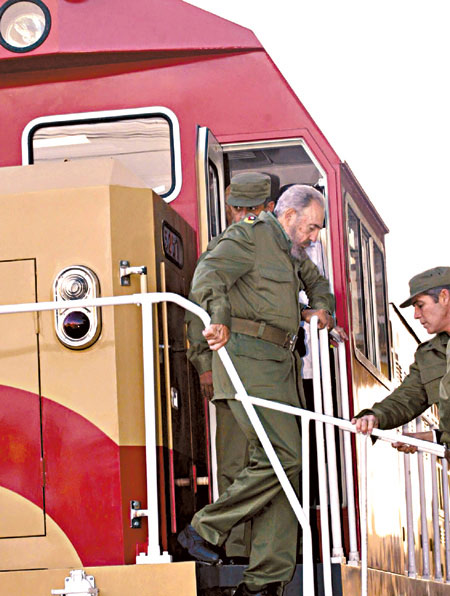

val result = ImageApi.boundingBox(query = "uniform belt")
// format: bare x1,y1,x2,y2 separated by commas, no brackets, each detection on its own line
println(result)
230,317,298,352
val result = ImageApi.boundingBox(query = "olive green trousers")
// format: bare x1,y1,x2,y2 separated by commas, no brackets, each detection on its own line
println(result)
215,400,251,558
192,399,301,591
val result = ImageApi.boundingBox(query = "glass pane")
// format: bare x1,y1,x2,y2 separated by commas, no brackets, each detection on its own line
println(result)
373,244,390,378
207,160,221,239
361,226,376,363
31,117,173,196
347,207,367,356
227,144,322,187
1,1,46,49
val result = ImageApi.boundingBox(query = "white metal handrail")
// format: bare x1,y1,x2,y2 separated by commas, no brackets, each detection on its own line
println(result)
0,292,317,592
1,296,449,595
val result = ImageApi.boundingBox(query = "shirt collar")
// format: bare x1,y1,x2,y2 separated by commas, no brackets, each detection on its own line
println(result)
422,332,450,353
259,211,292,250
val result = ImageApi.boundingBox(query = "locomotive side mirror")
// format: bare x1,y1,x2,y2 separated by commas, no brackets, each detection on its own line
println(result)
53,265,102,350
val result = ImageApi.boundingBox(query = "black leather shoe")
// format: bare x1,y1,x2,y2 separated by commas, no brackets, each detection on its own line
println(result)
177,524,222,565
233,583,283,596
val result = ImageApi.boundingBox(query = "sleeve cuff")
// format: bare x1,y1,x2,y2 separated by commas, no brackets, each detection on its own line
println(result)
210,308,231,329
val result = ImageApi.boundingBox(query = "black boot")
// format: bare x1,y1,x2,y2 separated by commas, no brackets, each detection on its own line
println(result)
233,583,283,596
178,524,222,565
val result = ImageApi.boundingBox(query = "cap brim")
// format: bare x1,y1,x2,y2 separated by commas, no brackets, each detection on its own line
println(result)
399,294,417,308
226,194,268,207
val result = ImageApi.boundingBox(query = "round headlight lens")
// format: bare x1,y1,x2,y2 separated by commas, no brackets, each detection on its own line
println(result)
62,311,91,340
59,274,90,300
0,0,51,52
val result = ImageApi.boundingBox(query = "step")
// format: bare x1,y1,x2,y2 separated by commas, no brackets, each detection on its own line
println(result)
196,562,343,595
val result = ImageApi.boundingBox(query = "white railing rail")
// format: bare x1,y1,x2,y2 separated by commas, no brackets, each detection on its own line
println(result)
0,292,317,592
1,296,449,595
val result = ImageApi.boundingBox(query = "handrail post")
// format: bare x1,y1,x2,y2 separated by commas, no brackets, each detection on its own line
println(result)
416,418,430,578
337,341,359,564
302,417,311,522
359,434,368,596
319,327,344,561
442,457,450,582
310,317,333,596
137,296,171,563
431,454,443,580
402,430,416,577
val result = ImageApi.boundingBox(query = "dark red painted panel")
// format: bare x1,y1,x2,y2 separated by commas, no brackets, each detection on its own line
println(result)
0,385,43,509
0,385,148,565
119,446,148,564
42,396,125,565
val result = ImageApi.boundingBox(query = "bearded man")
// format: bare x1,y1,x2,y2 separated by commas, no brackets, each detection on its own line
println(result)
179,178,336,596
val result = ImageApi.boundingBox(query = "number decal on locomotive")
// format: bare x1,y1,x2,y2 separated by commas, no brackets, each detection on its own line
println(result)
162,221,184,268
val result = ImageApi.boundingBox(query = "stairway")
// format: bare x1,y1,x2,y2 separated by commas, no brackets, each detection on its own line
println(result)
196,562,343,595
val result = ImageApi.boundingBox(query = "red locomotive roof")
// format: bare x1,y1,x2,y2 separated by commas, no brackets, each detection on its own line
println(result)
0,0,262,64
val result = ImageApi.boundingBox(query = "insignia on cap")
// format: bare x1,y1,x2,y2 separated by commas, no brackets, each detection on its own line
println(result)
243,214,257,223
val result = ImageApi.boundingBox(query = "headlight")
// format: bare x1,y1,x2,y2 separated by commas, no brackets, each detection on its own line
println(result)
54,266,101,350
0,0,51,53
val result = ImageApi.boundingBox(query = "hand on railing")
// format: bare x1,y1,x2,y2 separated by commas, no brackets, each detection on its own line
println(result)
330,326,348,342
202,324,230,350
351,414,379,435
302,308,334,330
391,430,434,454
303,309,348,341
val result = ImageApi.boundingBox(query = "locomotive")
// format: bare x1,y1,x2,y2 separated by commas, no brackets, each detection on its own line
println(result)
0,1,447,594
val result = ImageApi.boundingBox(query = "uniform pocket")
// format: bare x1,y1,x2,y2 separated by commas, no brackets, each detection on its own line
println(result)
420,362,447,404
420,363,446,385
259,266,292,283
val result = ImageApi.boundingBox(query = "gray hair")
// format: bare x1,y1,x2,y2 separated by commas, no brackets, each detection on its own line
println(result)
274,185,325,217
423,285,450,302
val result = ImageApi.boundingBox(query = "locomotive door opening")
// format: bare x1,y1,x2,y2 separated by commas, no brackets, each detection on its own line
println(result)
197,132,346,558
152,202,210,554
0,259,45,539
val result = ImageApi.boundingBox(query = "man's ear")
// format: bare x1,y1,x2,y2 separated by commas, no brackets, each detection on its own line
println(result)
266,201,275,213
284,207,298,223
440,288,450,305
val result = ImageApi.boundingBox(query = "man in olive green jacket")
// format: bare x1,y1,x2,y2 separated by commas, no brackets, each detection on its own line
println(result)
352,266,450,450
186,176,337,563
179,175,336,596
186,175,277,561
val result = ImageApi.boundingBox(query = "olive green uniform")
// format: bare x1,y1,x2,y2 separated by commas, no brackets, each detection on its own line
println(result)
357,332,450,441
186,224,334,559
187,233,252,558
188,211,333,590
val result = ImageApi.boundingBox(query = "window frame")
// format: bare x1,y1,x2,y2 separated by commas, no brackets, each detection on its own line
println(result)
223,137,333,287
345,196,392,384
21,106,182,203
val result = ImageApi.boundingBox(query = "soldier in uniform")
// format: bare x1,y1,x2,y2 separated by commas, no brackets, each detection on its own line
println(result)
352,267,450,451
187,174,277,563
179,175,336,596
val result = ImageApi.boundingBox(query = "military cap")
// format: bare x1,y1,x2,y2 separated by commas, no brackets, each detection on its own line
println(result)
227,172,271,207
400,266,450,307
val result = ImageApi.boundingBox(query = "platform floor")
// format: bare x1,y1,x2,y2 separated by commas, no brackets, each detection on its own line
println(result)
196,562,343,596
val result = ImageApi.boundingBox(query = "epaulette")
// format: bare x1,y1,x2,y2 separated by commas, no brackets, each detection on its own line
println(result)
243,214,258,224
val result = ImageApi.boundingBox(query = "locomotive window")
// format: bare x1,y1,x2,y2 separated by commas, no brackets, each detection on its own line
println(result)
23,107,182,202
347,208,367,356
347,203,391,379
207,160,222,239
373,244,390,378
